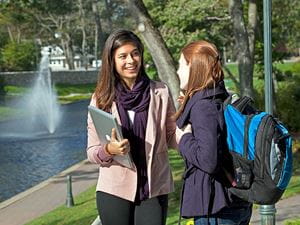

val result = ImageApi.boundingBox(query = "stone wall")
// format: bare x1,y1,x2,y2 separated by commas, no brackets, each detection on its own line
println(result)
0,70,99,86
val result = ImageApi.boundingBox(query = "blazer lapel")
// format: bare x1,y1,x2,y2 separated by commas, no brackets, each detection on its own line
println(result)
145,82,160,157
111,102,121,125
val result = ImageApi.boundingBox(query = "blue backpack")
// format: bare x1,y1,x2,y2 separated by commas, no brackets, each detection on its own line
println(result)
223,95,293,204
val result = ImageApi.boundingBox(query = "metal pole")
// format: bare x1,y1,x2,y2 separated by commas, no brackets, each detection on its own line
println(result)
263,0,273,114
260,0,276,224
66,175,74,207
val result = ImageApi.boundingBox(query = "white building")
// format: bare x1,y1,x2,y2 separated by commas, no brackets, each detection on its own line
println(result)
41,46,97,71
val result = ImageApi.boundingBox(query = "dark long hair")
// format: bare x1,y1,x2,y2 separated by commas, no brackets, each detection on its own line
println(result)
94,29,146,111
174,40,224,120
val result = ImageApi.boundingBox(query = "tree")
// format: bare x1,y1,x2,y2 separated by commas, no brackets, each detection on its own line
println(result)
0,1,37,43
125,0,180,101
229,0,257,98
144,0,231,59
2,41,37,71
78,0,88,69
92,0,105,61
30,0,77,70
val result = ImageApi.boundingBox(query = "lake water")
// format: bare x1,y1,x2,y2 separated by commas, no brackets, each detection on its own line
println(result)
0,100,90,202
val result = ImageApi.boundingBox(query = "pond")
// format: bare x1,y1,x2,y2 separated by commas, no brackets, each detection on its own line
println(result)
0,100,90,202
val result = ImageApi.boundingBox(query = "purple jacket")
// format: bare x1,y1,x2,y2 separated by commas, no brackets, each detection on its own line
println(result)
177,82,249,218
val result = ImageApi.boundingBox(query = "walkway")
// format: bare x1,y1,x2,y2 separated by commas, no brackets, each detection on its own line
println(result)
0,160,98,225
250,195,300,225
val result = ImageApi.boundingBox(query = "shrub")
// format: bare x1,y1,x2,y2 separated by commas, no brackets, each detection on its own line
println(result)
254,77,300,132
277,79,300,131
2,41,38,71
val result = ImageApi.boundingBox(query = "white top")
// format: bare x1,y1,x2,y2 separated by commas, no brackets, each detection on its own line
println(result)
127,110,135,126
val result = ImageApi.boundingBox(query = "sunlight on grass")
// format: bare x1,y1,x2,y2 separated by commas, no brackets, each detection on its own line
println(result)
25,186,98,225
284,218,300,225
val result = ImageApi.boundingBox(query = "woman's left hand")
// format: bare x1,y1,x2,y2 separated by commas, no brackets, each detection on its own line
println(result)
177,91,185,105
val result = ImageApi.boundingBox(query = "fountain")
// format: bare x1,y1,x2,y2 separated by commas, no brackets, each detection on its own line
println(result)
0,49,88,203
22,49,61,134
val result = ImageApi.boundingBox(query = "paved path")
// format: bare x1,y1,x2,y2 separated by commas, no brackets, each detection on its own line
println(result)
0,160,98,225
0,159,299,225
250,195,300,225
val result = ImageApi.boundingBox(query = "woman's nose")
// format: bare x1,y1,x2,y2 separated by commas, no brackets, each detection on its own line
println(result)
126,55,134,63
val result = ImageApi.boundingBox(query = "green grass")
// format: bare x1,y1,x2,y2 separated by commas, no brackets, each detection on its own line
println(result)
4,85,29,94
284,217,300,225
285,218,300,225
224,61,299,80
24,185,99,225
58,93,93,104
4,83,95,99
55,83,95,96
275,62,298,73
224,63,239,77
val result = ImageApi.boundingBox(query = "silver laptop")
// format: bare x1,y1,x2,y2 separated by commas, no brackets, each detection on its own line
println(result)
88,105,134,169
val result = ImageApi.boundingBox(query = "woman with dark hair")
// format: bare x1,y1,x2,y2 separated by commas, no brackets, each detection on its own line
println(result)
86,29,180,225
175,40,252,225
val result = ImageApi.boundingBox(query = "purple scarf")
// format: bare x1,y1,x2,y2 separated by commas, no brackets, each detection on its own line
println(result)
115,75,150,202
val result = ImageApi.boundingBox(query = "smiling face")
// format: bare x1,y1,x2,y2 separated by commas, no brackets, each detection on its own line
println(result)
114,42,142,89
177,54,190,91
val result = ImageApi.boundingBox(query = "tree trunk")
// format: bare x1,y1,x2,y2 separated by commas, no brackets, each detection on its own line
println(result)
61,33,75,70
92,0,105,57
104,0,113,28
248,0,257,60
78,0,88,70
125,0,180,102
7,26,14,42
229,0,254,98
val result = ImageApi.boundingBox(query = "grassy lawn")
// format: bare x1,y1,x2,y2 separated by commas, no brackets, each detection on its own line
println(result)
225,61,299,77
285,218,300,225
24,185,99,225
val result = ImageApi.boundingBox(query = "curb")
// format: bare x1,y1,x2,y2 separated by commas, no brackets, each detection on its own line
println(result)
0,159,89,210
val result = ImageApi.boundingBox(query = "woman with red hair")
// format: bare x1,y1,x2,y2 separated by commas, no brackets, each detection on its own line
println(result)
175,40,252,225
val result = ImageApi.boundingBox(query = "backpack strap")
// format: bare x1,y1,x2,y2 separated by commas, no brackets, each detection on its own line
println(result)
232,96,254,112
223,93,240,107
243,115,255,159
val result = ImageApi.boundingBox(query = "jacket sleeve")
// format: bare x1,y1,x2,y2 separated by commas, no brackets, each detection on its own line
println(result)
166,92,178,150
86,94,113,166
179,100,219,174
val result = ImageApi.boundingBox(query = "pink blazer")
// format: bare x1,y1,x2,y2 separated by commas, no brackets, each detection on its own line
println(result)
86,81,178,201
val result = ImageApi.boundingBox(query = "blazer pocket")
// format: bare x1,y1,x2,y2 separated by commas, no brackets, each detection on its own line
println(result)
100,165,128,184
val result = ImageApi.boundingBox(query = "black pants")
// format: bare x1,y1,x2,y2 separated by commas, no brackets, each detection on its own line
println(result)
96,191,168,225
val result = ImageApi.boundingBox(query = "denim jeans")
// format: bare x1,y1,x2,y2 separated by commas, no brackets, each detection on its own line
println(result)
194,205,252,225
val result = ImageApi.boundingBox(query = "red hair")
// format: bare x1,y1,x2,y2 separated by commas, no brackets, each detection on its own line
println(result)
174,40,224,120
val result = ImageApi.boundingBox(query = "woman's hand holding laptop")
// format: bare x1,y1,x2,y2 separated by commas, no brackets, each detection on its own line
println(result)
105,128,130,156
